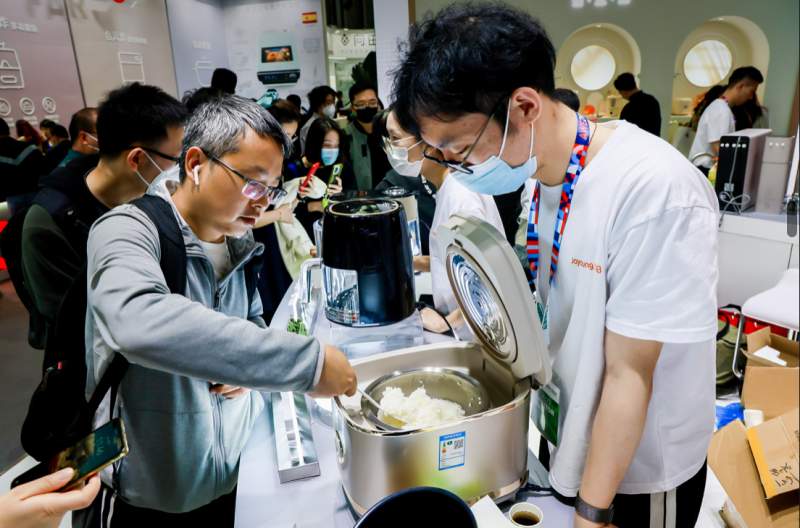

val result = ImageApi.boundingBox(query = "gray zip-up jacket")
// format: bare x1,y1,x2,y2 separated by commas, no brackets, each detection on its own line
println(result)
84,179,324,513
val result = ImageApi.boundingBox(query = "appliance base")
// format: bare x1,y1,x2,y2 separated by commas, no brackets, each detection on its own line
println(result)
341,470,529,516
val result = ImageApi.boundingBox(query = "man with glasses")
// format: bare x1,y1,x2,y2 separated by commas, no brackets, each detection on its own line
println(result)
81,95,357,524
393,5,719,528
21,83,186,347
344,81,392,190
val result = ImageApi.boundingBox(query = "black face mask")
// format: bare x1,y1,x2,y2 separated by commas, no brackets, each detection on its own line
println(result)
356,106,378,124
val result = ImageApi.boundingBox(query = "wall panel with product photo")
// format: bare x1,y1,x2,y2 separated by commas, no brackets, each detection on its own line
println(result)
0,1,84,130
222,0,327,101
66,0,179,106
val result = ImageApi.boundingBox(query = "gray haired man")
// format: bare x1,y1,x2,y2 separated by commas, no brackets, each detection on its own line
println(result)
80,96,356,526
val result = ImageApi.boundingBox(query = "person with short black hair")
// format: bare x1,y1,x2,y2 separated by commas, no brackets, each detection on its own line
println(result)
21,83,187,348
183,86,224,114
210,68,237,95
343,80,391,190
614,73,662,136
298,85,337,152
392,5,718,527
553,88,580,112
42,125,72,169
39,119,56,142
286,94,303,114
689,66,763,171
52,107,100,169
335,90,344,112
291,117,357,237
81,96,356,523
0,119,47,209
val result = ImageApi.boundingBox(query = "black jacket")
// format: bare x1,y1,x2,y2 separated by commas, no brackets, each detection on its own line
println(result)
0,136,47,201
619,91,662,137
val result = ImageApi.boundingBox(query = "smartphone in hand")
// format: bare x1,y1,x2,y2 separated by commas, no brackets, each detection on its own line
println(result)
11,418,129,491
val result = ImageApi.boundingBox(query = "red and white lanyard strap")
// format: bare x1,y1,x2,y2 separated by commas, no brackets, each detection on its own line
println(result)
527,113,591,288
721,95,736,128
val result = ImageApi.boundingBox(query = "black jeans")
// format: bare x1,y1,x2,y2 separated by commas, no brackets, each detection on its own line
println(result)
539,438,706,528
73,485,237,528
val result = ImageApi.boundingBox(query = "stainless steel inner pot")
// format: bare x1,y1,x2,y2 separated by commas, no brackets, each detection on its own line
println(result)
361,367,491,431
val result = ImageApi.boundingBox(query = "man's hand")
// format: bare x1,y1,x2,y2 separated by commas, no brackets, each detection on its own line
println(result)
209,383,251,399
277,204,294,224
309,343,357,398
421,307,447,333
0,469,100,528
326,177,343,196
413,255,430,272
577,329,663,518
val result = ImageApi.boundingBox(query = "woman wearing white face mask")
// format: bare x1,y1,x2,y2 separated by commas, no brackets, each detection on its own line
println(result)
380,109,505,340
298,85,338,154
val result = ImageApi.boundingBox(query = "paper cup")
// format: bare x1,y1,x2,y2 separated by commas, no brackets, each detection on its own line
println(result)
509,502,544,526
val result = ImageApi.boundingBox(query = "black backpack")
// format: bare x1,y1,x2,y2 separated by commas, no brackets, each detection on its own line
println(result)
21,194,262,462
0,188,91,349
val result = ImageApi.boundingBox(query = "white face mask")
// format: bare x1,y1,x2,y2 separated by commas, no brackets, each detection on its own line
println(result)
322,104,336,118
383,136,424,177
137,150,178,191
85,133,99,152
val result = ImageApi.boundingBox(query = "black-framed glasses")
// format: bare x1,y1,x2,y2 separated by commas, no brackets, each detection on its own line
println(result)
202,149,287,203
422,96,507,175
353,101,379,110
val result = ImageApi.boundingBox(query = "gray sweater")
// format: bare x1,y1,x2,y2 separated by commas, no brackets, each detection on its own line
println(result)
84,179,324,513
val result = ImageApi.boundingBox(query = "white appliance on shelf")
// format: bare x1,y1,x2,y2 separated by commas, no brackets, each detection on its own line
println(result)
257,32,301,86
671,97,693,116
607,95,626,117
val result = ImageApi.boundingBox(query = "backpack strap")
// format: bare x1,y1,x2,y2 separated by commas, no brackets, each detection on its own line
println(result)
129,195,188,296
34,187,91,259
87,196,189,415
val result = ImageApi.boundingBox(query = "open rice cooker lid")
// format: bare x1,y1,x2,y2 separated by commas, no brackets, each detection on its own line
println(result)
437,213,551,387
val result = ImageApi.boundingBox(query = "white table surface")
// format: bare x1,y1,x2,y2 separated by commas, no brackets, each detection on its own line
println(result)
233,273,728,527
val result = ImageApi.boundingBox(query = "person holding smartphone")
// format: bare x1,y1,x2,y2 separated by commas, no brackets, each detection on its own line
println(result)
0,470,99,528
290,117,358,238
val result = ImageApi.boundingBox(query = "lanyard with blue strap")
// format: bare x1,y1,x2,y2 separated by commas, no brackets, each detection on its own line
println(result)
527,113,591,448
721,95,736,128
526,113,591,331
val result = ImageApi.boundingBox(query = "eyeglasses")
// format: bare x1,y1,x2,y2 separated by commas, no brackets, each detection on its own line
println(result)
202,149,287,203
421,96,507,175
352,102,379,110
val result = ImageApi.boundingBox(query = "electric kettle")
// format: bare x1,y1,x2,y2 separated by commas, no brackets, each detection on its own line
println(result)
301,199,416,327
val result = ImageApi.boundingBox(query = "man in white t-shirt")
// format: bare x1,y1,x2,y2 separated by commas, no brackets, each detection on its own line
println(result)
392,5,719,528
689,66,763,172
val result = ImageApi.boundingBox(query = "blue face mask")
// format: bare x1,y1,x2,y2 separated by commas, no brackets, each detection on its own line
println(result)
321,148,339,166
450,99,537,195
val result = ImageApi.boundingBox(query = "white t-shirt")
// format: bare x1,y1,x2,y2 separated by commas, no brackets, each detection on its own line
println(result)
515,179,561,306
429,175,505,341
543,120,719,496
198,239,232,283
689,99,735,168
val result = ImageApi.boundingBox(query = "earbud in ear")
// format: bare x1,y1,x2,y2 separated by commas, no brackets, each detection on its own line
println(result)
193,165,200,186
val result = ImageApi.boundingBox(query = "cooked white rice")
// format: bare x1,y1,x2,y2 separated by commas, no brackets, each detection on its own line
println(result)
377,386,465,430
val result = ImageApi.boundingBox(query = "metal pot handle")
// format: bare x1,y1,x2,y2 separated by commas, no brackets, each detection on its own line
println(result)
300,258,321,305
334,430,345,465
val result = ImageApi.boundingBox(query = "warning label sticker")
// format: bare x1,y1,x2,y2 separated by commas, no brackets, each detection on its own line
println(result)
439,432,465,471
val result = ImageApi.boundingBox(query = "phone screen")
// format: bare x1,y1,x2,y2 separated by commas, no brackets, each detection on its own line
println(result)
52,419,128,489
12,419,128,490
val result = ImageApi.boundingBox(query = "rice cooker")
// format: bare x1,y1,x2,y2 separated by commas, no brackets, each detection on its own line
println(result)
333,213,552,514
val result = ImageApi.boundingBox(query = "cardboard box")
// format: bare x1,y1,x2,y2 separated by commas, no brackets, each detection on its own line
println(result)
709,420,799,528
746,409,800,499
742,367,800,421
744,327,800,368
